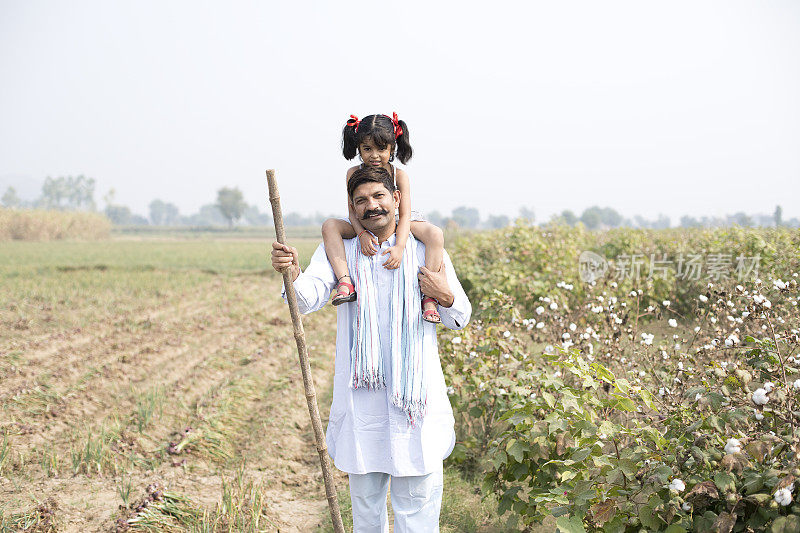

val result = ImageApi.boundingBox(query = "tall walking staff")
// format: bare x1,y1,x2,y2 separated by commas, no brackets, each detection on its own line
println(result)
266,169,345,533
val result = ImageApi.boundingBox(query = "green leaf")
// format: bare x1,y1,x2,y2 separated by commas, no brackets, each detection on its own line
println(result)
593,363,616,384
542,391,556,409
664,526,687,533
714,472,736,494
639,387,656,410
771,515,800,533
571,447,592,462
507,439,526,463
556,515,587,533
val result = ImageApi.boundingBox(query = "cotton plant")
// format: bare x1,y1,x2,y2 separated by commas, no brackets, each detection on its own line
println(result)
442,226,800,531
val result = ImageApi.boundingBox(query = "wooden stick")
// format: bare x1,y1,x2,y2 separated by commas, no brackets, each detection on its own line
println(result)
266,169,345,533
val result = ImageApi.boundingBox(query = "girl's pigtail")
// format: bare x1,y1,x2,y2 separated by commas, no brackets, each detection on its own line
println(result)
342,116,359,160
395,119,413,164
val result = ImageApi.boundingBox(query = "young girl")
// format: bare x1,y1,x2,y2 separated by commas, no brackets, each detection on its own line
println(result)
321,113,445,324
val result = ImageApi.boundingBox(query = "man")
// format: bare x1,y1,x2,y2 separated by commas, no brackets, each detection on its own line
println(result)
270,166,471,532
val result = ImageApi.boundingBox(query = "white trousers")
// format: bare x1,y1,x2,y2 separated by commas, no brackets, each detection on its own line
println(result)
348,466,444,533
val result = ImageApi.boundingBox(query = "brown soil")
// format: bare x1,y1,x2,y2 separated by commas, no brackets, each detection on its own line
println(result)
1,274,345,532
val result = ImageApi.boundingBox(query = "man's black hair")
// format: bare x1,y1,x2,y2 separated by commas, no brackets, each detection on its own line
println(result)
347,166,396,200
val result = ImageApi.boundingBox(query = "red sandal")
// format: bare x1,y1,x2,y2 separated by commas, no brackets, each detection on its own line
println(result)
332,277,357,306
422,296,441,324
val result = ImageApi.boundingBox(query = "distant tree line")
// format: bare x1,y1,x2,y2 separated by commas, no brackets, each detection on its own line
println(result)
2,178,797,230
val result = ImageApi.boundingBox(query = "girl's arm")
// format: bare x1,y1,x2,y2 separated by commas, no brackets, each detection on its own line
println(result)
378,168,411,269
394,168,412,249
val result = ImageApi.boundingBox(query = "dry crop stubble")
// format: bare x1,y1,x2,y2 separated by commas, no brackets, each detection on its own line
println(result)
1,238,340,531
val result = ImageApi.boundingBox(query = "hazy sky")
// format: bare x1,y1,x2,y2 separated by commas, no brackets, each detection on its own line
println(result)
2,1,799,223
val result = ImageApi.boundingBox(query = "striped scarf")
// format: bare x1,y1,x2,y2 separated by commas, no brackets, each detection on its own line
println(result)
347,233,429,426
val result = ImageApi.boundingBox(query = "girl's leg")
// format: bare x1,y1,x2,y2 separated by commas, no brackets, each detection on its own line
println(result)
410,221,445,321
410,221,444,272
322,219,357,300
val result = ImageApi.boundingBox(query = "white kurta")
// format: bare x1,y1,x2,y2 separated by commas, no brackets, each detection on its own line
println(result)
281,235,471,476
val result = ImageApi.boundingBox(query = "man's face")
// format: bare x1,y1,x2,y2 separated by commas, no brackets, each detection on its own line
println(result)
350,181,400,233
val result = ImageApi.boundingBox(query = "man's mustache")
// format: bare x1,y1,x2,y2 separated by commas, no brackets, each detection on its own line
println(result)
362,208,389,220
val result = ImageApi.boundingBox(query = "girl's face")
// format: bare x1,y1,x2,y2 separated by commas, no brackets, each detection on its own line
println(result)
358,137,393,169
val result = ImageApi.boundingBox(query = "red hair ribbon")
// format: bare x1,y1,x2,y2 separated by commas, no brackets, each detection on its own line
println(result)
391,112,403,138
347,114,360,132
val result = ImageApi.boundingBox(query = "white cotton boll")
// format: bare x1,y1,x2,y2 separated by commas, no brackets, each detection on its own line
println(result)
544,345,554,354
451,336,462,345
694,326,701,333
554,371,562,378
569,323,577,331
695,393,702,401
549,302,558,310
674,377,682,384
675,344,681,350
753,294,764,304
710,317,717,324
630,291,637,297
742,311,750,318
775,486,794,507
755,410,764,421
774,280,786,290
699,294,708,302
752,388,769,405
669,479,685,492
536,322,544,329
668,319,678,328
562,332,571,340
663,300,670,307
764,382,775,392
725,334,739,347
447,386,455,395
682,502,691,511
503,330,511,338
678,362,684,370
536,306,545,315
638,370,646,377
793,379,800,390
724,438,742,455
763,299,772,308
